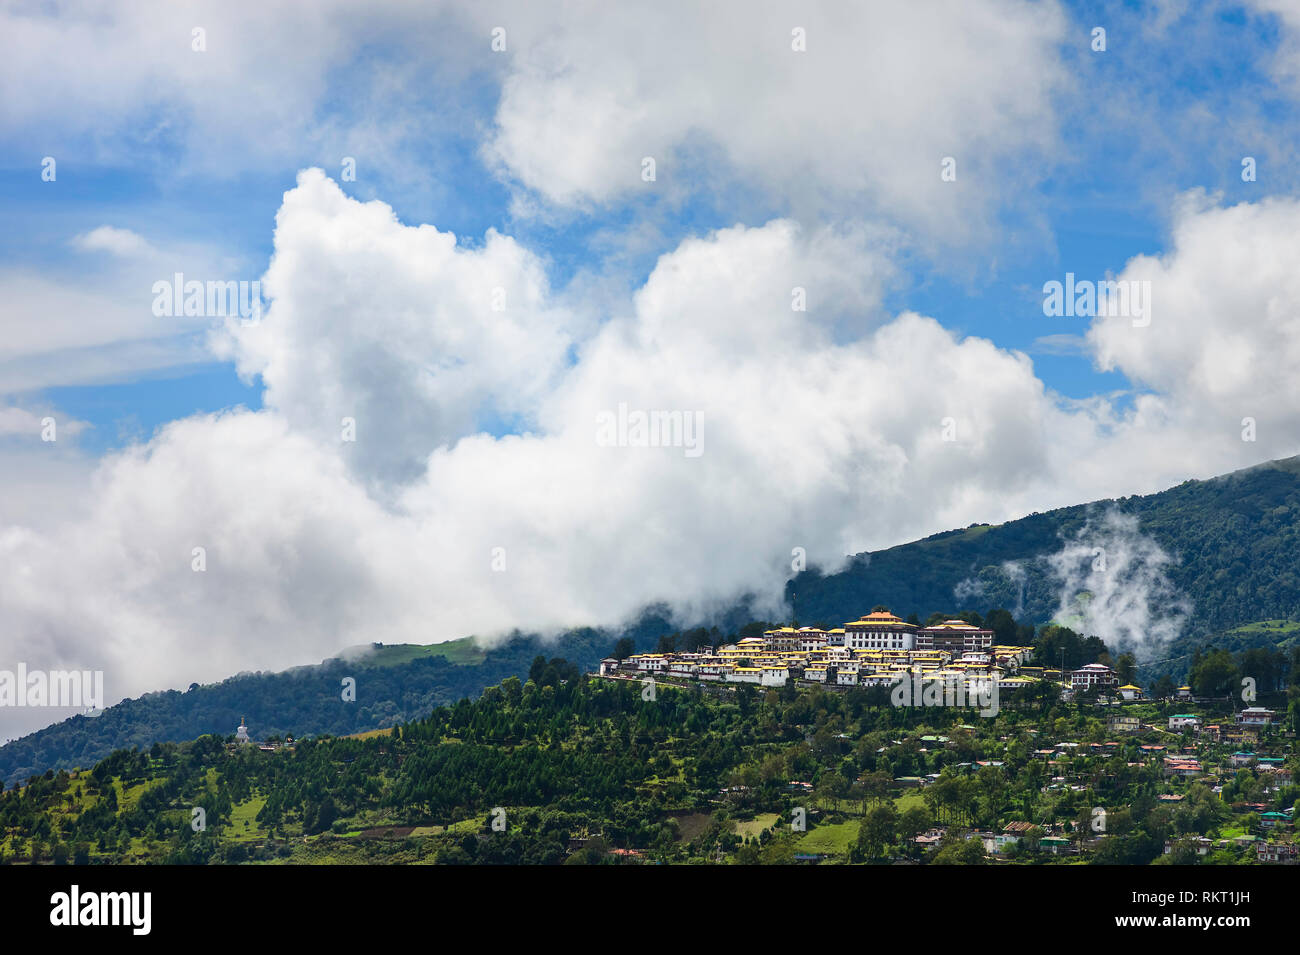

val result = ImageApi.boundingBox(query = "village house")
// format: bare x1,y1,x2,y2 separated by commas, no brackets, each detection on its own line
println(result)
1164,837,1213,857
914,827,946,850
1039,836,1070,855
1225,725,1262,745
1108,715,1141,734
1260,810,1294,829
1070,663,1119,692
1236,707,1276,727
1163,756,1202,778
1257,842,1298,863
965,829,1022,854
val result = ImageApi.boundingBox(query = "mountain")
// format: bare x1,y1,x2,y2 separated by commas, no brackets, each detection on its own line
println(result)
7,453,1300,787
0,624,670,788
786,454,1300,659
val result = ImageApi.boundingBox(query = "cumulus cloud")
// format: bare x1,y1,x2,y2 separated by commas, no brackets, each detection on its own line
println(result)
1087,192,1300,471
212,169,578,484
6,174,1300,735
2,173,1085,719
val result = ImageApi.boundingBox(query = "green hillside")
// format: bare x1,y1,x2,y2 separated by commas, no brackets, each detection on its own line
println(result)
4,671,1295,866
787,454,1300,648
0,624,669,788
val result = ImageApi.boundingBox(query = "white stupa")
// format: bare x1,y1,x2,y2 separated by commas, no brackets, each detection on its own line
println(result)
235,716,251,744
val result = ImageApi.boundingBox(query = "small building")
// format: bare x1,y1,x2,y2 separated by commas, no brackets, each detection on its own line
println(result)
1168,714,1201,731
914,827,946,850
1116,684,1143,701
1070,663,1118,692
1237,707,1276,727
1163,756,1202,778
1039,836,1070,855
1163,837,1212,857
1257,842,1299,864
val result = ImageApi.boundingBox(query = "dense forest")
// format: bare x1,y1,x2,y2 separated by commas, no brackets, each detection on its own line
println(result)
3,658,1295,866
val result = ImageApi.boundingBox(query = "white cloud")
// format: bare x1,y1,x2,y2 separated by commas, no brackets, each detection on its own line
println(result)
1087,192,1300,470
0,1,1069,248
482,0,1069,243
212,169,578,484
1248,0,1300,89
0,228,253,392
2,183,1081,722
1046,510,1192,656
71,226,153,258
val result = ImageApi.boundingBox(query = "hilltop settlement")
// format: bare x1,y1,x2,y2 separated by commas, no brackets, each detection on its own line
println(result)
2,606,1297,867
603,610,1058,693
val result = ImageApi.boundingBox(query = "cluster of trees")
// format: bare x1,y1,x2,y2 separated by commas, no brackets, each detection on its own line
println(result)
1187,645,1300,698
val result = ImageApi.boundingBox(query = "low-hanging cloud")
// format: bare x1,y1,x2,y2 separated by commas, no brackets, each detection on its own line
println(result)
1045,510,1192,657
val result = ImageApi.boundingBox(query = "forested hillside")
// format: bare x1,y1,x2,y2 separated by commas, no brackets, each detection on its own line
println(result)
4,669,1294,866
0,625,663,788
788,455,1300,642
